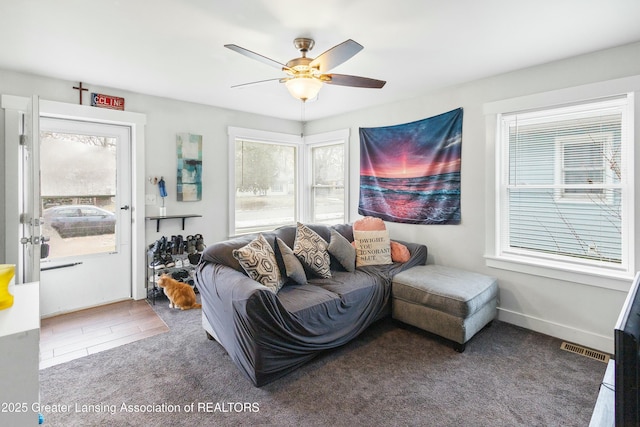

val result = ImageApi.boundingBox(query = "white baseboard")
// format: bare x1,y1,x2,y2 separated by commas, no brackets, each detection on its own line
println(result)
497,307,614,355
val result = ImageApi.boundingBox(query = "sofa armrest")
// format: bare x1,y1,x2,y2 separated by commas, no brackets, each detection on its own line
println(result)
395,241,427,268
196,263,275,339
197,262,272,310
196,262,314,386
354,240,427,280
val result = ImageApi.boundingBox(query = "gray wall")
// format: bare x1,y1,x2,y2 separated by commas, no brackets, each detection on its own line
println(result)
305,41,640,353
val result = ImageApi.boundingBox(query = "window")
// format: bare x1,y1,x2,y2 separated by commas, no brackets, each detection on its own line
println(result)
494,95,633,278
234,139,298,234
557,134,612,201
228,127,348,236
307,132,348,224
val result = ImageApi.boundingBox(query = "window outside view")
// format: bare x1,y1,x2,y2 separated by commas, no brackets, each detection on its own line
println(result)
234,138,346,235
235,140,297,234
312,143,345,224
40,131,117,259
502,100,626,268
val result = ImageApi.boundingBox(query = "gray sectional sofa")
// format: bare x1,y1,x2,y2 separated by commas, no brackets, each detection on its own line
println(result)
195,223,427,387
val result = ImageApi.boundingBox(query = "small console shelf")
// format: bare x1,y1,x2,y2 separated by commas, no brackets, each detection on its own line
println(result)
145,214,202,232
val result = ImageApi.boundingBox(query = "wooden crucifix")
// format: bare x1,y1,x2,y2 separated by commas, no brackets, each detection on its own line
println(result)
72,82,88,105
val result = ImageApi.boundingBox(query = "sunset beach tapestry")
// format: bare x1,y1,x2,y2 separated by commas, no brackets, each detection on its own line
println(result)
358,108,463,224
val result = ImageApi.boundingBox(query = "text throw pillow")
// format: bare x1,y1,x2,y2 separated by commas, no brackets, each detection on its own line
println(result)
353,229,392,267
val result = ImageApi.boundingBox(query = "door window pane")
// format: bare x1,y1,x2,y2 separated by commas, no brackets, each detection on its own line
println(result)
40,131,117,259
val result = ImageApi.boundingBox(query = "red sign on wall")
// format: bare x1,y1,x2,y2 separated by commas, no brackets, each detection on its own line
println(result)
91,93,125,110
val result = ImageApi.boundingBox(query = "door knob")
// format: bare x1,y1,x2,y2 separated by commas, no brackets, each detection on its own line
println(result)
120,205,130,210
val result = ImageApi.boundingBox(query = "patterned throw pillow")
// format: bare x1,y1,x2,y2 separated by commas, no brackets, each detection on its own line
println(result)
353,229,393,267
327,228,356,272
293,223,332,279
232,234,284,293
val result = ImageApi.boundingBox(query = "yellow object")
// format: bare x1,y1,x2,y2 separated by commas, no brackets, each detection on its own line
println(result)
0,264,15,310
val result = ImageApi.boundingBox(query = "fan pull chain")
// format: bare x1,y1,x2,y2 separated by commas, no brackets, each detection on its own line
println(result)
300,100,306,137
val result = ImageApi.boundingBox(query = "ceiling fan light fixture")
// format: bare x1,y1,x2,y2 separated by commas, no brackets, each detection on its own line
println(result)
226,38,386,102
285,76,323,101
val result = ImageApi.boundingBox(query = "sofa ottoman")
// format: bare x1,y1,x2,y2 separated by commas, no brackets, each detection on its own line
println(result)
391,264,498,352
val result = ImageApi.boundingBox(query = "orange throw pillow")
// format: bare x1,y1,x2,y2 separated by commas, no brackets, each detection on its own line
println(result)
353,216,386,231
390,241,410,263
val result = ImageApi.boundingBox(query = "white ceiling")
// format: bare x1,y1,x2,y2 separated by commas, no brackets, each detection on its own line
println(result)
1,0,639,121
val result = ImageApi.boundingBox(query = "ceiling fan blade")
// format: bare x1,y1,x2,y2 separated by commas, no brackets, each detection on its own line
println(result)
324,74,386,88
309,39,363,73
230,77,283,88
224,44,290,71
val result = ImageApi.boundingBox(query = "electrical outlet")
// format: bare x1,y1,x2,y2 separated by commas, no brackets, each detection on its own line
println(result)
145,194,157,205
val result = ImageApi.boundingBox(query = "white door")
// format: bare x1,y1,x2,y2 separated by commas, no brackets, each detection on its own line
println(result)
39,117,132,316
1,95,42,284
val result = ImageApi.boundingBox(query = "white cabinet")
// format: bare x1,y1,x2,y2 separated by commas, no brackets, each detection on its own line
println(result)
0,282,40,426
589,359,614,426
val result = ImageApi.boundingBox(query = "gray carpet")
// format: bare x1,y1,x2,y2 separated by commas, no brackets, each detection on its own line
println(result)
39,296,607,426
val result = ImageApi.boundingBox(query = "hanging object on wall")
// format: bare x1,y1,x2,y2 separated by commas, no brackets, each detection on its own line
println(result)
358,108,463,225
176,133,203,201
158,177,167,216
72,82,88,105
91,93,125,110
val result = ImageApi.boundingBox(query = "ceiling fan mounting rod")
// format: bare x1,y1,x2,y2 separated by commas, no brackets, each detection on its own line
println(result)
293,38,315,55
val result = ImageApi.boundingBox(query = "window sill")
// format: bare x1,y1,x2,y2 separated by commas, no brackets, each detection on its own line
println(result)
485,254,632,292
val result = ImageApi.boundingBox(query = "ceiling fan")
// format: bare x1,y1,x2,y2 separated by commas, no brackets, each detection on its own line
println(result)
225,38,386,102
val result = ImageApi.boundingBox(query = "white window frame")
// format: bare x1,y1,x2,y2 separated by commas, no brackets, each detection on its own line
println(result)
484,76,639,291
228,127,349,237
304,129,350,225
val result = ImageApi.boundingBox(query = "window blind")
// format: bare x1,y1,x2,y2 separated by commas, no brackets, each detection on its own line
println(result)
499,96,630,268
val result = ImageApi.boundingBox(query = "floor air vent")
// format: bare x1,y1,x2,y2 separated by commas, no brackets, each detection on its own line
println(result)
560,342,610,364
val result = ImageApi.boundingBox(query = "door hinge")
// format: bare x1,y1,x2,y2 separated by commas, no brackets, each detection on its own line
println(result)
19,134,27,145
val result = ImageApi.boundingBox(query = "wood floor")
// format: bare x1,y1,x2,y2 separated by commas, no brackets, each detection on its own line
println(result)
39,299,169,369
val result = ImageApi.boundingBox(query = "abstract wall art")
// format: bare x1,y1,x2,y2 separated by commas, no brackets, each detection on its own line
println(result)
358,108,463,224
176,133,203,201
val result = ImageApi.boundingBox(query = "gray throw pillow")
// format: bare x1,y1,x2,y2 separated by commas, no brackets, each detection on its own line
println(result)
328,228,356,272
276,237,307,285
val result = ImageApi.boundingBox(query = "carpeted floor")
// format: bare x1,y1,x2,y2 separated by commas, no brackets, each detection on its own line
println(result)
39,295,607,426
